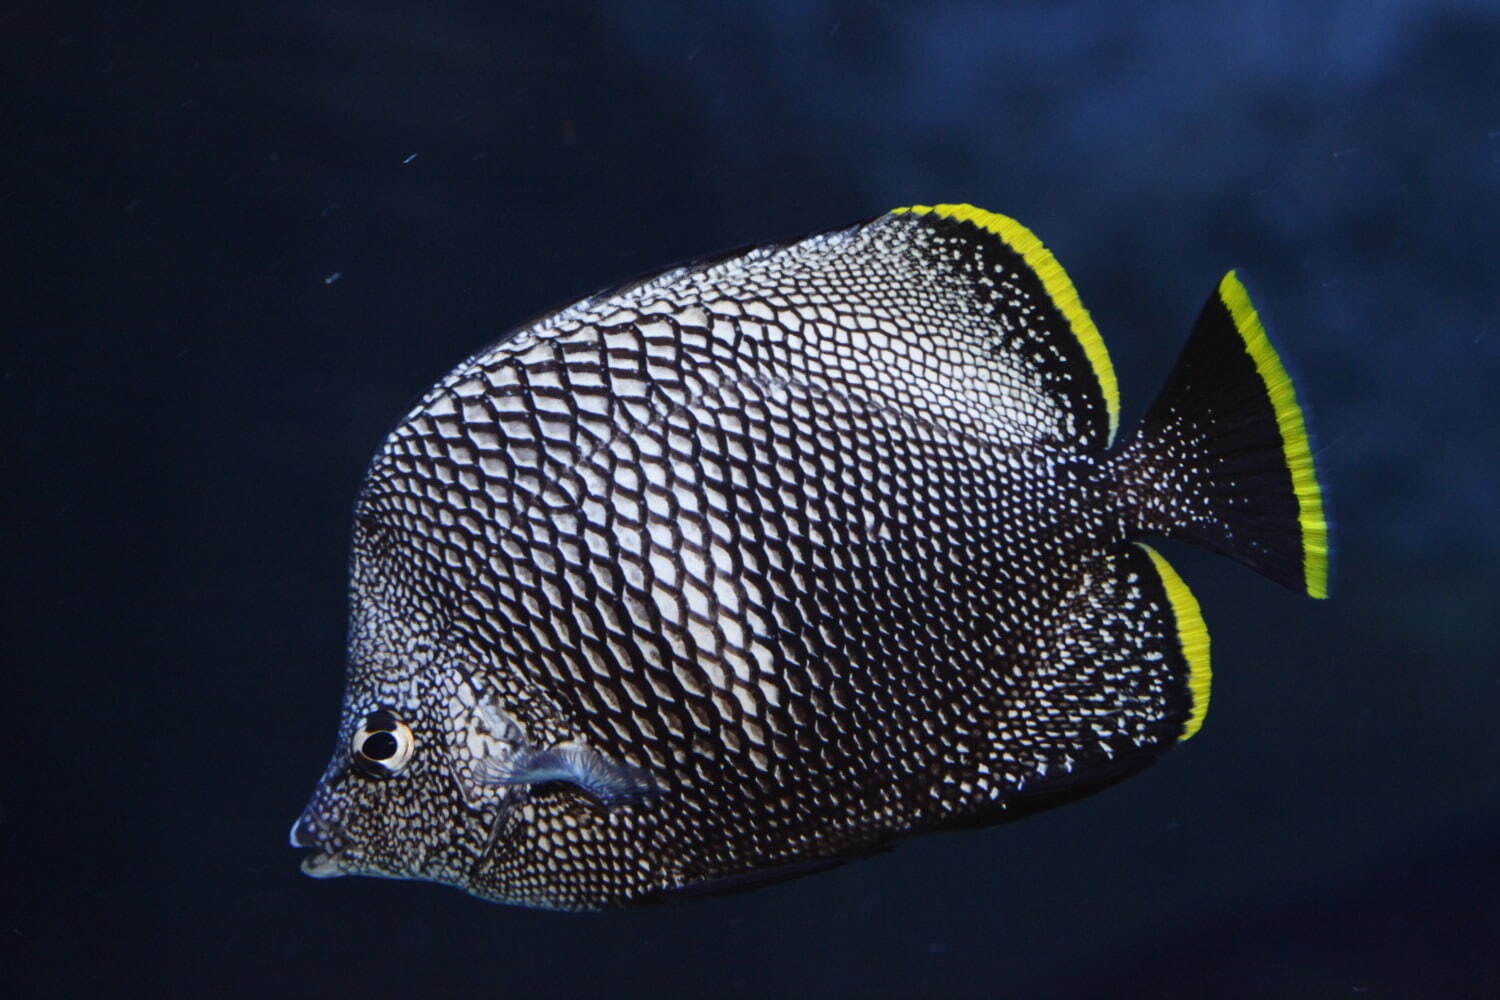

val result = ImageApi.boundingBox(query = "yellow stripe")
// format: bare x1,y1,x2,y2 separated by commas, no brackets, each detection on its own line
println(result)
1216,271,1331,599
1136,543,1212,741
892,204,1121,444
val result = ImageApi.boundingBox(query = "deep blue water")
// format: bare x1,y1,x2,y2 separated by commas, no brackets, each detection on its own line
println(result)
7,2,1499,997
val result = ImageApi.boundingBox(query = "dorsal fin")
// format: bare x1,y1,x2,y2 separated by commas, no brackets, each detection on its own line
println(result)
372,203,1123,525
890,203,1120,447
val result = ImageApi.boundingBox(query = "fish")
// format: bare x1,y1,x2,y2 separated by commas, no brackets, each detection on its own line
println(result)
289,203,1330,910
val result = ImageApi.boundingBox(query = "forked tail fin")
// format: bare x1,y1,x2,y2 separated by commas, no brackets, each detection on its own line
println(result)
1114,272,1330,598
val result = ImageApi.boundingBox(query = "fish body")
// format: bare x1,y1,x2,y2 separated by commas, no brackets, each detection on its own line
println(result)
291,204,1329,909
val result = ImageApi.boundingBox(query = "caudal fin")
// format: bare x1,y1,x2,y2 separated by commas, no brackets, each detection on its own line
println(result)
1114,272,1330,598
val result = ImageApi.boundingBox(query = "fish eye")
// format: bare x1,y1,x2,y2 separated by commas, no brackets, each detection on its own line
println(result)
350,710,415,778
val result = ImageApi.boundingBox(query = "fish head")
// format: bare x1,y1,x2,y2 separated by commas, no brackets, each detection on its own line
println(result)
292,439,666,908
288,686,487,887
289,653,636,904
289,518,529,890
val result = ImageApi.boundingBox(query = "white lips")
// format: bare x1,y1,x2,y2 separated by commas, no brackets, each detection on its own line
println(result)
299,851,346,879
290,810,346,877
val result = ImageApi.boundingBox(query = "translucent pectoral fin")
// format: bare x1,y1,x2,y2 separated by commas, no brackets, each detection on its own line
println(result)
475,741,660,807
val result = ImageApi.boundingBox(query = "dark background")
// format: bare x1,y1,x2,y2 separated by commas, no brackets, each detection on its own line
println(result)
6,2,1499,997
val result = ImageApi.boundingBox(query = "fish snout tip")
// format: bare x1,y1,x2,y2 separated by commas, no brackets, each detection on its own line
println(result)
288,810,320,849
290,810,346,878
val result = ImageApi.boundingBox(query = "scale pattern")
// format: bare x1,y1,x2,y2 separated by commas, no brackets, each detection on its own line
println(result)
325,208,1198,908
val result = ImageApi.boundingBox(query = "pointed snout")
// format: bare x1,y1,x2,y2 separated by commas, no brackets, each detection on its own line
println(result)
289,808,345,878
288,810,319,849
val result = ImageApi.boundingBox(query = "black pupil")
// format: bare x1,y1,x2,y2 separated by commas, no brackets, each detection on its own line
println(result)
362,731,399,761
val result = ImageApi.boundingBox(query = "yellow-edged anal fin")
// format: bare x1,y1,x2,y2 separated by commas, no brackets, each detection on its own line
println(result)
1136,543,1211,741
892,204,1121,445
1216,271,1331,599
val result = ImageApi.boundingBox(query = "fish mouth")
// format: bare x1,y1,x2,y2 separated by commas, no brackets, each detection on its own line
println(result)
289,811,347,878
299,850,346,878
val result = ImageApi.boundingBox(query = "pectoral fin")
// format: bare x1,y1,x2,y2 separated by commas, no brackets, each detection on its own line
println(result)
476,741,660,807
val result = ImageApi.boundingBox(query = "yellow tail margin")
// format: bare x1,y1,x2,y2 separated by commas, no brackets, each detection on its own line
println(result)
1217,271,1330,599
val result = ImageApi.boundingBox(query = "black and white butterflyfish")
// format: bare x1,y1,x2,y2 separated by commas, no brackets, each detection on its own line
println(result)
290,203,1330,910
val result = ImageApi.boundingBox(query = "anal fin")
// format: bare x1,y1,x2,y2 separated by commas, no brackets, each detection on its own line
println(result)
961,544,1210,824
